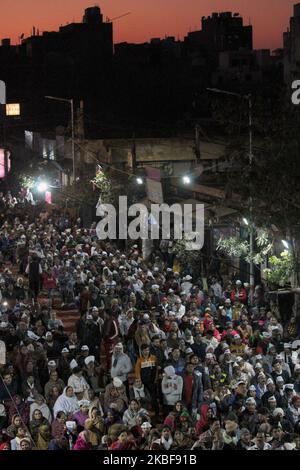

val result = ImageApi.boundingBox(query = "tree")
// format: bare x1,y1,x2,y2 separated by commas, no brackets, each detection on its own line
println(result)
212,92,300,285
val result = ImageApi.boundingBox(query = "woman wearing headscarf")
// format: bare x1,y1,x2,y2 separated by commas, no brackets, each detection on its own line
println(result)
0,442,10,450
171,429,194,450
53,386,79,419
195,404,214,436
109,430,137,450
51,411,66,439
29,395,52,423
6,395,30,426
36,424,52,450
104,408,123,442
6,414,24,439
122,399,149,429
73,430,92,450
29,409,50,442
83,407,105,448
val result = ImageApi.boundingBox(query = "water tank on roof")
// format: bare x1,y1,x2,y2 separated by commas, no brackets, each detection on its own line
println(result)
83,6,103,24
1,39,10,47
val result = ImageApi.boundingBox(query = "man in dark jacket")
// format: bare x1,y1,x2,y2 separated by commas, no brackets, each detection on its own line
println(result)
0,372,18,402
26,254,42,300
182,363,204,418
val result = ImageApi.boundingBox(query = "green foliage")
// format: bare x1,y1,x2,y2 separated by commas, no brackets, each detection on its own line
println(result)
217,229,273,266
264,251,294,286
19,175,35,190
91,168,113,204
217,237,249,258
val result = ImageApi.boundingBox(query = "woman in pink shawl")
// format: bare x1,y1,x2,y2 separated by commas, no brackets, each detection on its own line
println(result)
73,430,92,450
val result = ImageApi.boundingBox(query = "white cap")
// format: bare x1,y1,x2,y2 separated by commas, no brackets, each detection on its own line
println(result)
48,360,56,368
61,348,69,353
141,422,152,429
113,377,123,388
84,355,95,366
70,359,78,370
86,315,93,320
78,400,90,407
81,345,89,351
284,384,294,391
273,408,284,417
246,397,256,405
66,421,76,431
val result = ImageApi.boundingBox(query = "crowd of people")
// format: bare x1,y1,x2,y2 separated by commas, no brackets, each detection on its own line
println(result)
0,193,299,451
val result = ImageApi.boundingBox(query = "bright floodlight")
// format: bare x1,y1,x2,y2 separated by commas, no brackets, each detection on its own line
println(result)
37,182,48,192
183,175,191,185
243,218,249,226
282,240,289,250
136,177,143,185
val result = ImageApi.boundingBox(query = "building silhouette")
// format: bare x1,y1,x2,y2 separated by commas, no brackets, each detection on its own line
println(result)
283,3,300,84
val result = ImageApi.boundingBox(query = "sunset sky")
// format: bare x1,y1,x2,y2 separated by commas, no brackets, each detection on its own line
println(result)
0,0,297,49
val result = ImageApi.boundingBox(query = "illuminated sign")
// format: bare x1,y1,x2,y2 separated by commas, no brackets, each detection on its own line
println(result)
6,103,20,116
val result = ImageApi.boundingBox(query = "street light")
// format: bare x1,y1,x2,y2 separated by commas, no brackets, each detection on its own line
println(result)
207,87,254,302
243,218,249,226
136,177,143,185
182,175,191,185
45,95,75,183
37,182,48,192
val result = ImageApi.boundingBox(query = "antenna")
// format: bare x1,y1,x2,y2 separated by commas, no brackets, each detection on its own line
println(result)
106,12,131,23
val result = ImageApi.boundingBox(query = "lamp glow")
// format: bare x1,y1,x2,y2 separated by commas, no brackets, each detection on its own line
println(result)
37,182,48,192
182,175,191,185
136,177,143,185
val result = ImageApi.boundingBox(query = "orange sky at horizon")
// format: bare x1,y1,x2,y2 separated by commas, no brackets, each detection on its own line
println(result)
0,0,297,50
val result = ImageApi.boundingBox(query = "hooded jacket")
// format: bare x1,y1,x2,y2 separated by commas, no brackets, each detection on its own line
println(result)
161,366,183,406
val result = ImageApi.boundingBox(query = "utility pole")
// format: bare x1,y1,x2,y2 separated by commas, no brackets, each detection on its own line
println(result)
45,96,76,183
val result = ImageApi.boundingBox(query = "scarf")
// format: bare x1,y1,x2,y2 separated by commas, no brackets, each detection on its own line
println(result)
161,436,173,450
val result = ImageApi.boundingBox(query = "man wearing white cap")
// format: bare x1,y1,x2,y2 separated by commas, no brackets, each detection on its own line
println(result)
104,377,128,413
173,298,185,320
67,365,90,401
140,422,152,449
181,275,193,295
111,342,132,384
